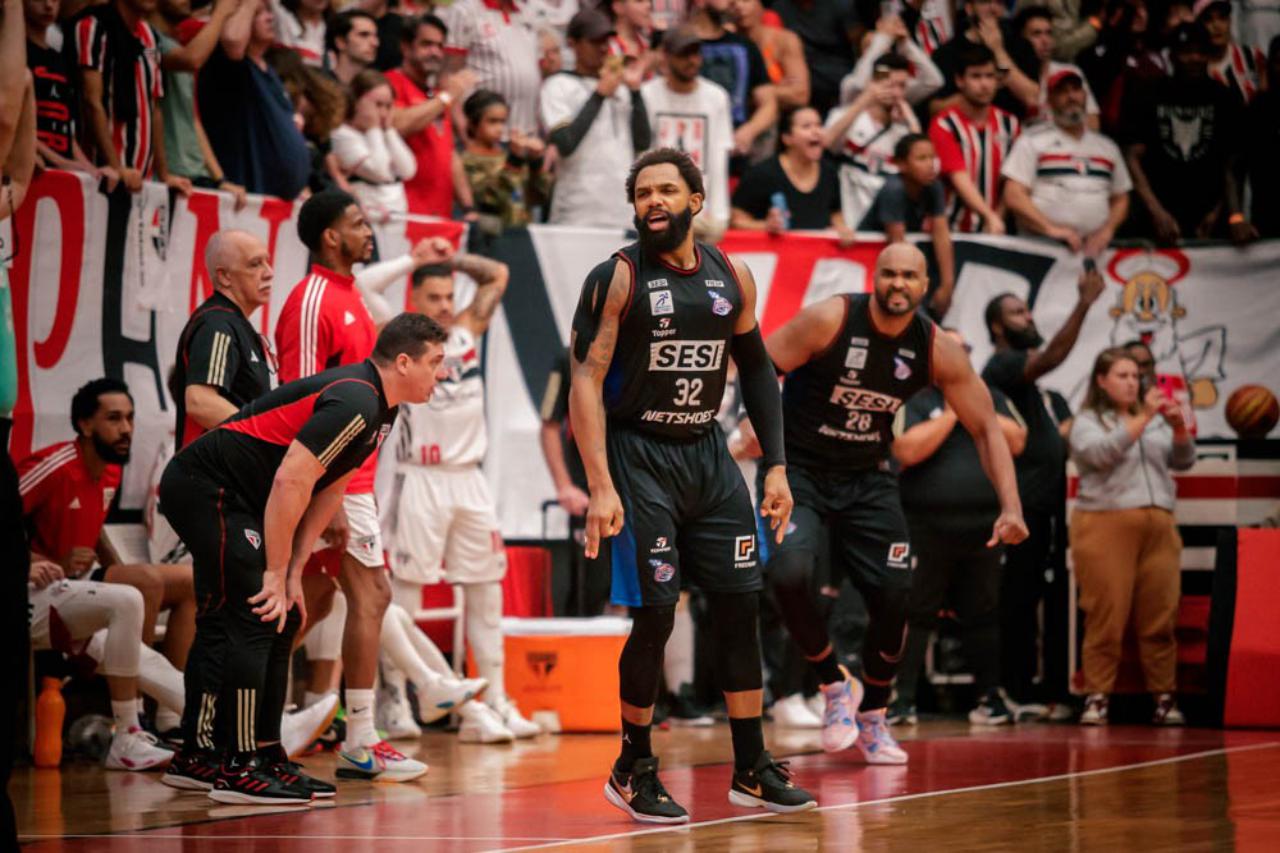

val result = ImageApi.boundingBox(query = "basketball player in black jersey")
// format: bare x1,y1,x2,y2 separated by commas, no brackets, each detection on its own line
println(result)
571,149,816,823
758,242,1027,764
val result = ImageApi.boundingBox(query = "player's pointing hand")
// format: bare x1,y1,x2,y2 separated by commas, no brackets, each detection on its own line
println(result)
760,465,794,545
584,485,625,559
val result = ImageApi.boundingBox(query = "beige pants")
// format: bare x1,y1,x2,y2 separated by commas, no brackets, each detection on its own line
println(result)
1070,507,1182,694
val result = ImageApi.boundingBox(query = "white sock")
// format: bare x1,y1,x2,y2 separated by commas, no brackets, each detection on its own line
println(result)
463,582,505,706
305,690,334,709
663,605,694,694
344,688,378,747
155,706,181,732
381,604,443,691
398,605,455,678
138,645,185,715
112,699,140,733
304,593,347,661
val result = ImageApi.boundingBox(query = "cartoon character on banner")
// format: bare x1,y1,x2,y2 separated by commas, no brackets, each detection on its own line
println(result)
1105,250,1225,431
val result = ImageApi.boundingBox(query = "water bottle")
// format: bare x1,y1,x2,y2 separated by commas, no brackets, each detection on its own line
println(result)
769,191,791,231
34,677,66,768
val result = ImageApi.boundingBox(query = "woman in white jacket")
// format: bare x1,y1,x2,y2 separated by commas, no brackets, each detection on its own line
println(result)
331,70,417,223
1068,347,1196,728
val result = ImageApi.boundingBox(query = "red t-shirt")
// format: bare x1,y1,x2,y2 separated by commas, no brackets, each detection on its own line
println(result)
275,264,380,493
385,69,455,218
18,441,121,561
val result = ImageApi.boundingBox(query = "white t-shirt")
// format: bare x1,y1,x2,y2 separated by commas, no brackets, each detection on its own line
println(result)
439,0,542,134
395,325,488,468
1001,123,1132,236
330,124,417,222
540,72,638,228
823,107,914,230
1025,62,1100,127
641,77,734,231
271,0,325,66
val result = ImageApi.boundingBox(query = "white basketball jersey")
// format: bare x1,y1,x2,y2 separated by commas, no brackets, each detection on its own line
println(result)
396,325,487,467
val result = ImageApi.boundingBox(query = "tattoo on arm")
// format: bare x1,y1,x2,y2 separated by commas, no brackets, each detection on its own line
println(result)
455,253,509,331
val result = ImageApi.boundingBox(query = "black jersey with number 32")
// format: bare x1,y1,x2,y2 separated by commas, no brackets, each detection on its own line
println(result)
588,242,743,440
783,293,935,471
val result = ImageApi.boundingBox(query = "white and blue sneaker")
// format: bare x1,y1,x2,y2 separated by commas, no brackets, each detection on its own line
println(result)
854,708,909,765
335,740,428,782
819,665,864,753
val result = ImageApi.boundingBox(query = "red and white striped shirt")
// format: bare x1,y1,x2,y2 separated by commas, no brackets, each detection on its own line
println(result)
1210,42,1265,104
275,264,379,493
72,6,164,175
929,104,1021,233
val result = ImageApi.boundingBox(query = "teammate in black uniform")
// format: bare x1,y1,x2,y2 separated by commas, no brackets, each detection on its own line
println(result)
164,229,277,789
760,243,1027,764
159,313,448,805
571,149,815,823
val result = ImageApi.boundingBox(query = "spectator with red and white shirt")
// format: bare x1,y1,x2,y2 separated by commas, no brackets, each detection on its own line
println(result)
929,43,1022,234
386,13,479,218
438,0,542,135
609,0,658,78
70,0,192,194
1015,5,1101,129
19,378,197,739
272,0,328,66
1002,69,1131,257
1198,0,1266,103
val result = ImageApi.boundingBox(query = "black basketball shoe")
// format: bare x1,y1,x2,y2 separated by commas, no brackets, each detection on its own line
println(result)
603,756,690,824
161,747,221,792
207,754,312,806
259,743,336,799
728,751,817,813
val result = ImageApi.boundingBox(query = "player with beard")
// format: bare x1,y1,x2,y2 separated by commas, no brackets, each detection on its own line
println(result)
982,269,1104,713
747,243,1026,764
572,148,815,823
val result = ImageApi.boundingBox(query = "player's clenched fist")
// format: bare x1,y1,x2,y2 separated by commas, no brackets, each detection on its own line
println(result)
584,485,625,559
988,511,1029,548
759,466,794,545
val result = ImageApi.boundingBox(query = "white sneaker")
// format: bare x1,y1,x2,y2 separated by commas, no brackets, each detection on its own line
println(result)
104,726,173,771
490,696,542,738
1152,693,1185,726
819,667,864,753
336,740,428,782
281,693,340,758
771,693,822,729
415,677,484,725
458,700,515,743
854,709,909,765
1080,693,1109,726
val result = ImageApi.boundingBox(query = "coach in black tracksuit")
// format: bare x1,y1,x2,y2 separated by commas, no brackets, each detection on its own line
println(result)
159,313,447,806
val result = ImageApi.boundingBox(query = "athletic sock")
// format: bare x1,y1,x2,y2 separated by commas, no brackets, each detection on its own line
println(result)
728,716,765,771
304,690,333,710
616,719,653,773
112,699,140,733
811,650,844,686
155,706,181,732
344,688,377,747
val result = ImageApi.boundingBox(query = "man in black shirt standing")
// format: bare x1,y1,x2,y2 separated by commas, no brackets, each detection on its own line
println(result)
758,243,1025,766
892,327,1028,726
572,148,813,823
159,313,447,806
688,0,778,161
981,266,1104,713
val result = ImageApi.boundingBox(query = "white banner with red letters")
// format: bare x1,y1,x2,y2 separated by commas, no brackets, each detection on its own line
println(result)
4,171,1279,539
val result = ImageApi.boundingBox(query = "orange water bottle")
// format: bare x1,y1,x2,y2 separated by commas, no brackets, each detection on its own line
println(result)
34,677,65,768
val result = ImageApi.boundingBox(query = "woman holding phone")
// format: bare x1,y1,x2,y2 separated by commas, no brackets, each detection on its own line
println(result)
1068,348,1196,727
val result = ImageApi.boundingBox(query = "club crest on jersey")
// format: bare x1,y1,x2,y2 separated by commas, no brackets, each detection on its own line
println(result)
647,278,669,290
376,424,392,448
649,560,676,583
734,534,757,566
650,290,674,316
845,347,868,369
894,357,912,380
887,542,911,568
708,292,733,316
245,530,262,550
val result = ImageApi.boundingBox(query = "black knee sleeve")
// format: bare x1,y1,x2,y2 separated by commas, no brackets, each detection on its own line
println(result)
861,584,910,687
766,550,829,658
619,604,676,708
709,592,764,693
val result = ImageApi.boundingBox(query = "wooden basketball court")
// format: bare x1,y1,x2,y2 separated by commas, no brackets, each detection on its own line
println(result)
14,721,1280,850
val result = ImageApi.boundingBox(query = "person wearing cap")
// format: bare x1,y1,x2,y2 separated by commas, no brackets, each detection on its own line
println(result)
1197,0,1266,104
540,9,652,227
1015,5,1101,130
641,27,735,238
1001,68,1131,257
1122,21,1252,246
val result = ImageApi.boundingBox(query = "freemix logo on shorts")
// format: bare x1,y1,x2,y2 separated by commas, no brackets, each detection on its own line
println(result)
887,542,911,568
734,534,757,567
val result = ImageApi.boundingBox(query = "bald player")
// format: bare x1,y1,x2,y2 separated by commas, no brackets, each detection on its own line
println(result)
751,243,1027,764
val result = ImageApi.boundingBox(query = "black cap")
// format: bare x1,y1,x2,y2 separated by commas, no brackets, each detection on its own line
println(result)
661,26,703,55
1168,21,1211,53
567,9,615,42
